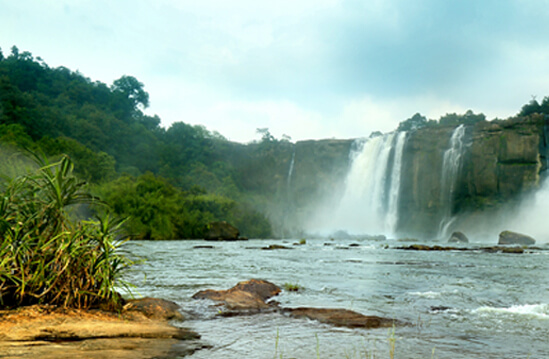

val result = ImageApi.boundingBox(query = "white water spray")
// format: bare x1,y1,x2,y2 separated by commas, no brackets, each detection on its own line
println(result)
314,132,407,236
438,125,466,238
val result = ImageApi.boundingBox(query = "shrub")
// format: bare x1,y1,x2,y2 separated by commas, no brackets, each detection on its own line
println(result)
0,154,134,309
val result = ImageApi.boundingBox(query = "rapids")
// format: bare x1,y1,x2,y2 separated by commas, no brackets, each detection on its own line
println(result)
124,239,549,359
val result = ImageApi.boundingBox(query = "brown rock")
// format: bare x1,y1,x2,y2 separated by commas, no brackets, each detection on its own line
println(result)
285,307,396,329
0,305,203,358
498,230,536,245
192,279,281,311
123,297,184,321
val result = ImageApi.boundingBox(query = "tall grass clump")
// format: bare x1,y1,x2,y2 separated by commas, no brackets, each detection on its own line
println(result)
0,153,134,310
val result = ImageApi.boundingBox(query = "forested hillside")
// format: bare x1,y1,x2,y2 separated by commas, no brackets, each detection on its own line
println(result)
0,46,274,239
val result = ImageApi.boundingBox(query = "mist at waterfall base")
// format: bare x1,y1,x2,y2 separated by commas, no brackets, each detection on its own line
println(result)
454,176,549,243
306,132,407,238
305,128,549,243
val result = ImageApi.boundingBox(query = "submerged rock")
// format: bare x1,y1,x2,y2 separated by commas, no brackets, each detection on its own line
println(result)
498,230,536,245
192,279,281,312
284,307,396,329
448,231,469,243
204,221,240,241
262,244,292,250
396,244,525,254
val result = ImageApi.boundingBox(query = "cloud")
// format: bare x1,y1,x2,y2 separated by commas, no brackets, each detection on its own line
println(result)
2,0,549,142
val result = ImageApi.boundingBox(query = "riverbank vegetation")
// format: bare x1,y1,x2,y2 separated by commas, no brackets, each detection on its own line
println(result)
0,154,132,309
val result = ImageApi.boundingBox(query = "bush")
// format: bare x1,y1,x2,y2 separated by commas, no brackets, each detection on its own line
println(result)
0,154,134,309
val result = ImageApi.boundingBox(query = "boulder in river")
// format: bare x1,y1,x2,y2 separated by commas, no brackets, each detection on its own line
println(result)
192,279,281,312
204,221,240,241
284,307,396,329
448,231,469,243
123,297,185,321
498,230,536,245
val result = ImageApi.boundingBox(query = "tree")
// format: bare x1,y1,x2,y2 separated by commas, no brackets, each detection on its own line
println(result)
10,46,19,59
519,96,541,116
111,75,149,109
397,113,427,131
256,128,275,142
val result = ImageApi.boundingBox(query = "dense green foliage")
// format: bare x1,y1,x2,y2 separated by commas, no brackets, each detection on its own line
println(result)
519,96,549,117
397,110,486,132
97,172,271,240
0,154,133,309
0,46,272,239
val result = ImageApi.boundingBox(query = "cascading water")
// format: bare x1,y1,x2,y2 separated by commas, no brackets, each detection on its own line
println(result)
287,149,295,187
320,131,407,236
386,131,407,233
437,124,466,238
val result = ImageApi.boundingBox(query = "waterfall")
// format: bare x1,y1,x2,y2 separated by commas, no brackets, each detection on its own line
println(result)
287,150,295,186
324,131,407,236
438,125,466,239
386,131,407,233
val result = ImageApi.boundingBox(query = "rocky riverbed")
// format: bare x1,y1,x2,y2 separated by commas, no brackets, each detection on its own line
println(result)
0,298,205,358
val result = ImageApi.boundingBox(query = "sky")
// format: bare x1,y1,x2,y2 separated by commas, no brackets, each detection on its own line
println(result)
2,0,549,143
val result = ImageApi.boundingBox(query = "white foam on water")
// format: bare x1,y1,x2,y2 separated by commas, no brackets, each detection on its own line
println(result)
474,303,549,319
409,291,442,298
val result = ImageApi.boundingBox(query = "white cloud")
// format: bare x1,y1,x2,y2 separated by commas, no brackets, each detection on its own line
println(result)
2,0,549,143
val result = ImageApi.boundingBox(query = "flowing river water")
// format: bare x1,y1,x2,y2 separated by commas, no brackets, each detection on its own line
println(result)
124,239,549,359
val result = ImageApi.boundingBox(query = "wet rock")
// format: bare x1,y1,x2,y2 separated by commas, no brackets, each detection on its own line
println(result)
192,279,281,312
262,244,292,250
397,244,462,251
123,297,184,321
193,245,215,249
396,244,525,254
0,305,203,358
498,230,536,245
430,306,453,312
448,231,469,243
285,307,396,329
204,221,240,241
349,243,360,247
482,246,524,254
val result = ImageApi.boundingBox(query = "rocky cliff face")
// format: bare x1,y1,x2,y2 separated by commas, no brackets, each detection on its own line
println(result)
399,114,547,237
232,115,548,239
398,125,459,236
280,115,548,238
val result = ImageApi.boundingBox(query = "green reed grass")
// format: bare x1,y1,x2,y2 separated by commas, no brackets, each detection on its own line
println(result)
0,153,135,310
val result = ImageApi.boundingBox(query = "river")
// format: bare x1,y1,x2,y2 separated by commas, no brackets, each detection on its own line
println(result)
124,239,549,359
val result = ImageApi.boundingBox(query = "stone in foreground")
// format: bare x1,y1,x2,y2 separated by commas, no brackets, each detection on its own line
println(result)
0,299,203,359
285,307,396,329
123,297,185,321
192,279,281,312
